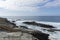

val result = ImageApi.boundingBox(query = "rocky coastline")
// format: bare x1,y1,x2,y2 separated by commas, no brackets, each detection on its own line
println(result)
0,17,50,40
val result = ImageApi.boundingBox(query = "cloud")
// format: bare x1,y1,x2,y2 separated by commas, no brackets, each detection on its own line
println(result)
31,0,60,8
0,0,6,1
0,0,48,16
42,0,60,7
0,0,60,16
0,0,60,10
0,0,44,10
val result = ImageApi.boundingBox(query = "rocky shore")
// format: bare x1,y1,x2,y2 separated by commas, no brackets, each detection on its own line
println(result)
23,21,55,28
0,17,49,40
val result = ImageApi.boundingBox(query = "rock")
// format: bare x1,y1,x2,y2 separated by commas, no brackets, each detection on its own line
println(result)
0,25,49,40
47,28,60,31
0,17,49,40
12,21,16,22
0,17,17,28
23,21,55,28
20,25,28,29
0,32,38,40
31,31,49,40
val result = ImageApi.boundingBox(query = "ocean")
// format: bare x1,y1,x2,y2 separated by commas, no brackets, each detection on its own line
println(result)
2,16,60,22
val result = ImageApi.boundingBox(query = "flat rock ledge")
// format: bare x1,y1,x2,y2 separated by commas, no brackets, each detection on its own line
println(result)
0,31,49,40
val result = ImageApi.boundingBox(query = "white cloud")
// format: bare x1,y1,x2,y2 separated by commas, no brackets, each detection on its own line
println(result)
0,0,60,16
0,0,45,10
43,0,60,7
0,0,60,10
0,0,44,16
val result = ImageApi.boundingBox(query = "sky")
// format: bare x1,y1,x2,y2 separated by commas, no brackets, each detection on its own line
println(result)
0,0,60,16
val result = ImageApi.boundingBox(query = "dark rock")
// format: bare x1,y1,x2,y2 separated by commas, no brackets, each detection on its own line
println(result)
0,17,17,28
20,26,28,29
47,29,60,31
12,21,16,22
31,31,49,40
23,21,55,28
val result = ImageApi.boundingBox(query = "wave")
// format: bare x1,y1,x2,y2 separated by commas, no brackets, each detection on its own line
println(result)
14,20,60,29
7,19,60,40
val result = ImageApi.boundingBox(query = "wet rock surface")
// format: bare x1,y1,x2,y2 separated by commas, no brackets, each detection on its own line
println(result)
31,31,49,40
23,21,55,28
20,25,29,29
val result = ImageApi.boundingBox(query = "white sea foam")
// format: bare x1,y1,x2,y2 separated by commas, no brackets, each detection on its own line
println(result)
14,20,60,29
7,19,60,40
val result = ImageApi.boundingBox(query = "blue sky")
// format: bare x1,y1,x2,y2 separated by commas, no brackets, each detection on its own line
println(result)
0,0,60,16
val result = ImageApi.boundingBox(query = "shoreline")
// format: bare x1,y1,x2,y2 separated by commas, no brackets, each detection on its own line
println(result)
0,17,49,40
